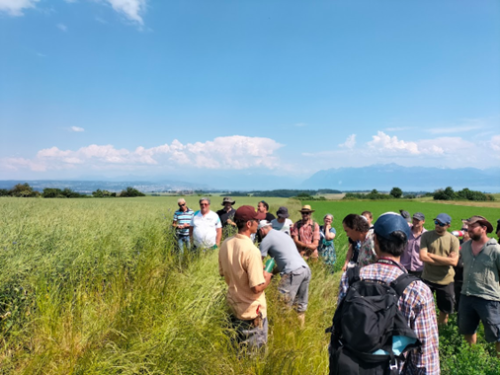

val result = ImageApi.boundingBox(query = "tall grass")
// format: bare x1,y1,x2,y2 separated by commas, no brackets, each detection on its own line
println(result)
1,197,499,374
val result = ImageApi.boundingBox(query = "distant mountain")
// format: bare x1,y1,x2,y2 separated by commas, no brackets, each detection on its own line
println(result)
302,164,500,192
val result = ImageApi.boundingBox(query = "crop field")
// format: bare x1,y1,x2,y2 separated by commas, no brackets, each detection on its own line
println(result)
0,197,499,374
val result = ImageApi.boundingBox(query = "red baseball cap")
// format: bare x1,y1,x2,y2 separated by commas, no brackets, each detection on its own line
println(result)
234,205,266,222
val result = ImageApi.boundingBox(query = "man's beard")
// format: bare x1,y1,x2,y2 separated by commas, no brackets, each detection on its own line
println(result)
471,233,482,241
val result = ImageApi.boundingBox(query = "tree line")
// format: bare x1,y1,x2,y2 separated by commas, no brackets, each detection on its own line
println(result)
0,183,145,198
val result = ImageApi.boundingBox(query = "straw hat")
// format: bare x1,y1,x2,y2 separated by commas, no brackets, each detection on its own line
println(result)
221,197,235,205
299,204,315,213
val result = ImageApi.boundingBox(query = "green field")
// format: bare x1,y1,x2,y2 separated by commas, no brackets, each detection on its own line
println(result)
0,197,499,374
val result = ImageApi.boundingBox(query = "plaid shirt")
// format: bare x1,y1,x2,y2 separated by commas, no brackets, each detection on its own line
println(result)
291,219,320,251
338,259,440,375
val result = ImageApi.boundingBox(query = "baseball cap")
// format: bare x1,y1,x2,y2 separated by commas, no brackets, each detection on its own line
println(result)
257,220,272,230
434,213,451,225
276,206,289,218
399,210,411,223
234,205,266,222
412,212,425,221
374,212,411,241
463,216,493,233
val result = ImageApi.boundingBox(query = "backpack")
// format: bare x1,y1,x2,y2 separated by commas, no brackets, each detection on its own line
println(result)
328,259,422,375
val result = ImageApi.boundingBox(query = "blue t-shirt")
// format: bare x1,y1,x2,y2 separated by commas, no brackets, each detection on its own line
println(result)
260,229,308,274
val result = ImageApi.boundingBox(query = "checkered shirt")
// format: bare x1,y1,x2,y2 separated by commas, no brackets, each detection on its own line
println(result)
338,259,440,375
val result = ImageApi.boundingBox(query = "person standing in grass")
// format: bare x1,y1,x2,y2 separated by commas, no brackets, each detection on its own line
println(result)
458,216,500,356
258,220,311,327
342,214,375,269
256,201,276,242
219,206,272,349
333,213,439,374
419,213,459,325
291,205,320,260
271,206,293,236
318,214,337,271
172,198,194,254
400,212,427,278
216,197,237,228
189,198,222,250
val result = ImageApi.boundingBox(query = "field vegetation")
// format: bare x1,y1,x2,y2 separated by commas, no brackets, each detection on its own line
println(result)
0,197,499,374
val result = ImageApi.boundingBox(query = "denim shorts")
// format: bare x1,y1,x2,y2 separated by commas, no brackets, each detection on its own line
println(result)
458,295,500,343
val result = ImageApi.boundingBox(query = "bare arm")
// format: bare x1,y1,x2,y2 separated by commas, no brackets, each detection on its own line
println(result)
293,235,307,249
324,226,336,241
343,244,353,271
189,226,193,243
251,271,273,294
429,252,458,266
215,227,222,247
419,249,436,264
307,239,319,250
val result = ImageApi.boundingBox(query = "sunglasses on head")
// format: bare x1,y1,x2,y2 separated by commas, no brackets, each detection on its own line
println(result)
434,220,447,227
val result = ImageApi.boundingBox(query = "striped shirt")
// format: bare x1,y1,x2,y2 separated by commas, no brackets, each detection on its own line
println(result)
338,259,440,375
173,208,194,236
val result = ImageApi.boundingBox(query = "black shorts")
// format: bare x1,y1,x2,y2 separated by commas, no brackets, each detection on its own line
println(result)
458,295,500,343
423,280,455,314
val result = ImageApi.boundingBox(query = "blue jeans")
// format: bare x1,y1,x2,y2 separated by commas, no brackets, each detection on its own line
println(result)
177,235,190,255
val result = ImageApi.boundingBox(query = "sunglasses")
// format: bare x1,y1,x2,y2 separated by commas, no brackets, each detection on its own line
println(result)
200,203,209,206
179,203,186,207
461,228,468,232
434,220,447,227
301,212,311,215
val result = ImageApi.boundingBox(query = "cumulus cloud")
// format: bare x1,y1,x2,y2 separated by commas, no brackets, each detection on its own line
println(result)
71,126,85,132
0,0,39,16
339,134,356,149
368,131,420,154
103,0,147,25
1,136,284,172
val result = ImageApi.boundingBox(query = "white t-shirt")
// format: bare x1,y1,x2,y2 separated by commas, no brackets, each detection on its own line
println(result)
271,218,294,235
191,210,222,248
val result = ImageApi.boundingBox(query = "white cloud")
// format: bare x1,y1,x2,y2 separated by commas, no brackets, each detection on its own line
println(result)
368,131,420,155
1,136,284,172
339,134,356,149
57,23,68,32
103,0,147,25
490,135,500,152
0,0,39,16
71,126,85,132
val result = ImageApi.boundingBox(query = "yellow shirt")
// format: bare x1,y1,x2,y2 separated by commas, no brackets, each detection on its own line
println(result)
218,233,267,320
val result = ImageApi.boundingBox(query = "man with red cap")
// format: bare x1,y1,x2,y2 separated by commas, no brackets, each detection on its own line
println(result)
219,205,273,349
458,216,500,356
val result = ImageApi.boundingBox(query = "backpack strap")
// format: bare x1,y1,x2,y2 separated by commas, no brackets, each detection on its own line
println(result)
346,266,361,285
390,273,419,298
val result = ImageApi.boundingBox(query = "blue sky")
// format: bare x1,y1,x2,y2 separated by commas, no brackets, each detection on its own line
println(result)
1,0,499,182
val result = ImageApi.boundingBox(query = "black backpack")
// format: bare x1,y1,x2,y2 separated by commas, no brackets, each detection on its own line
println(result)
328,260,422,375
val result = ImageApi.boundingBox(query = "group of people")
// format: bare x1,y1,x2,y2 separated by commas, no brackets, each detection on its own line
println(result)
172,197,500,374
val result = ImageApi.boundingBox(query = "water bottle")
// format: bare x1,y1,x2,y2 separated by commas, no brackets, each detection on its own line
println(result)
264,258,275,273
451,230,465,237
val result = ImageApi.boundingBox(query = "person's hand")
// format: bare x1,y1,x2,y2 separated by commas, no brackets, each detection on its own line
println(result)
263,271,273,282
342,264,347,272
325,223,331,231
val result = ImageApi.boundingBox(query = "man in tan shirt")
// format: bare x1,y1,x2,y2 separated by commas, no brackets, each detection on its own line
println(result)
219,205,272,349
420,213,460,324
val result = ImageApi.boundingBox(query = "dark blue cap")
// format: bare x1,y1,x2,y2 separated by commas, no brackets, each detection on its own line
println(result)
374,212,411,241
434,213,451,225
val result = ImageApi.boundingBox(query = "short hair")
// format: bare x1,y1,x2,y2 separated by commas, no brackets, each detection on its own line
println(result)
324,213,334,221
177,198,186,204
361,211,373,219
259,200,269,211
199,197,210,205
342,214,370,232
235,218,248,230
376,231,407,257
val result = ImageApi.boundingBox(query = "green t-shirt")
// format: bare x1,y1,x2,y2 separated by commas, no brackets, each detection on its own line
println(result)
421,230,460,285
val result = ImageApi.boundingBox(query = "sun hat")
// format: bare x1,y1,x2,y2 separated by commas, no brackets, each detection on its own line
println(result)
276,206,289,218
434,213,452,225
463,216,493,233
412,212,425,221
234,205,265,222
221,197,235,205
299,205,315,213
257,220,272,230
374,212,411,241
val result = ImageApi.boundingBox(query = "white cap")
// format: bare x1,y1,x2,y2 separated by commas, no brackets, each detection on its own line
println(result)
257,220,272,230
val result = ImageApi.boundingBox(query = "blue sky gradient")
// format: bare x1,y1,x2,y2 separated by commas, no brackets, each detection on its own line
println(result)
1,0,499,181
